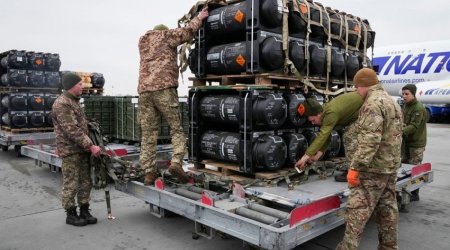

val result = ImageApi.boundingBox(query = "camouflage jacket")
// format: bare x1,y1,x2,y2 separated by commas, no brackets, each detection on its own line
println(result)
403,98,427,147
52,92,93,157
137,16,203,94
306,92,363,156
350,84,403,174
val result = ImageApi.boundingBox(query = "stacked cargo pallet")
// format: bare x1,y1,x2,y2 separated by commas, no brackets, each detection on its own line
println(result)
187,0,374,176
0,50,62,132
62,71,105,96
189,0,374,85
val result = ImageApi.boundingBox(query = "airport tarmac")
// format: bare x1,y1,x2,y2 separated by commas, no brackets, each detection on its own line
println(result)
0,123,449,250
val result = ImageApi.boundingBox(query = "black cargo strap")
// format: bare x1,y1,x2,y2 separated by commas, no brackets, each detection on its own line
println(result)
87,121,145,219
87,120,119,220
88,121,119,189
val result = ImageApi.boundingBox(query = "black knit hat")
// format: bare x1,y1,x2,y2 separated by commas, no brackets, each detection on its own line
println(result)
62,72,81,90
402,84,417,96
297,98,323,117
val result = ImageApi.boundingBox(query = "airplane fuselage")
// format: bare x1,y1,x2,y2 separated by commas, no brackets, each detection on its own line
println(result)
373,40,450,97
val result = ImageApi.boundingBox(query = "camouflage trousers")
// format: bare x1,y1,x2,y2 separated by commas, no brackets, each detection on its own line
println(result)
336,172,398,250
61,153,92,209
139,88,186,174
341,122,358,169
402,146,425,165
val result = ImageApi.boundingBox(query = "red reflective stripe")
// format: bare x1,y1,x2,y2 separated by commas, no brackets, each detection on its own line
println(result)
106,149,127,157
289,196,341,227
201,192,214,206
155,178,164,190
411,163,432,177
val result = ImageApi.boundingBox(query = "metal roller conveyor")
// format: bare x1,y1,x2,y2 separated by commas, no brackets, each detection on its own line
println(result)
248,203,290,220
235,207,279,225
175,188,202,200
187,186,205,194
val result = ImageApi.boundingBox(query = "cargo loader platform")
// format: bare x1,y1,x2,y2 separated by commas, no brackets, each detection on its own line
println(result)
0,130,56,156
115,163,433,250
20,143,433,249
20,143,172,171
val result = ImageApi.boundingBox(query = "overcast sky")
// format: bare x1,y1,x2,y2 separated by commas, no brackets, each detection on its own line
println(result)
1,0,449,96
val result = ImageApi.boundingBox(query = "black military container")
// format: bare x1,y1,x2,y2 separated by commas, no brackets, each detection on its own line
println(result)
281,132,308,165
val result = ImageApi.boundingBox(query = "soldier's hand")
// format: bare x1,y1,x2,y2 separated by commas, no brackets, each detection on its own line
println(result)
90,145,101,157
198,7,209,21
295,154,310,171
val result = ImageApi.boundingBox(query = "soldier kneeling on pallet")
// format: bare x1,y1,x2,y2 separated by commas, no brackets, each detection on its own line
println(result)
52,72,101,226
294,92,364,181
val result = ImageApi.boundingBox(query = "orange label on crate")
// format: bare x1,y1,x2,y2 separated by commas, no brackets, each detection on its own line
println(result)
35,97,43,103
35,59,43,65
354,24,360,33
300,3,308,14
297,103,305,116
234,10,244,23
236,54,246,67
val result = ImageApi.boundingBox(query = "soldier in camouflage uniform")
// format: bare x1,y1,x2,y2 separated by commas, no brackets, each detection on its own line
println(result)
401,84,427,202
137,7,209,185
52,73,101,226
294,92,363,182
335,68,403,250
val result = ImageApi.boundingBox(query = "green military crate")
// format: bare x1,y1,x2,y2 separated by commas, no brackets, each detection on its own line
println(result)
111,96,190,143
114,96,140,142
82,96,115,136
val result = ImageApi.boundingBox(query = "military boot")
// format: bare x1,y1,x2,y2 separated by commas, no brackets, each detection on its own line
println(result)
66,206,87,226
168,162,189,184
79,204,97,224
144,172,158,186
334,172,347,182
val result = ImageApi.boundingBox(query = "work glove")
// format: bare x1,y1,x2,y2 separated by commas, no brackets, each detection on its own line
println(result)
347,169,360,187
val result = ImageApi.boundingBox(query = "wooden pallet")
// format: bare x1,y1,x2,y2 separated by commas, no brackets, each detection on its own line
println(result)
189,73,352,90
0,126,54,133
188,159,298,182
82,88,104,95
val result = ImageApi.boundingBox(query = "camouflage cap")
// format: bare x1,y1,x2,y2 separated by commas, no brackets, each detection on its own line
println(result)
62,72,81,91
153,24,169,31
297,98,323,117
402,84,417,96
353,68,379,87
